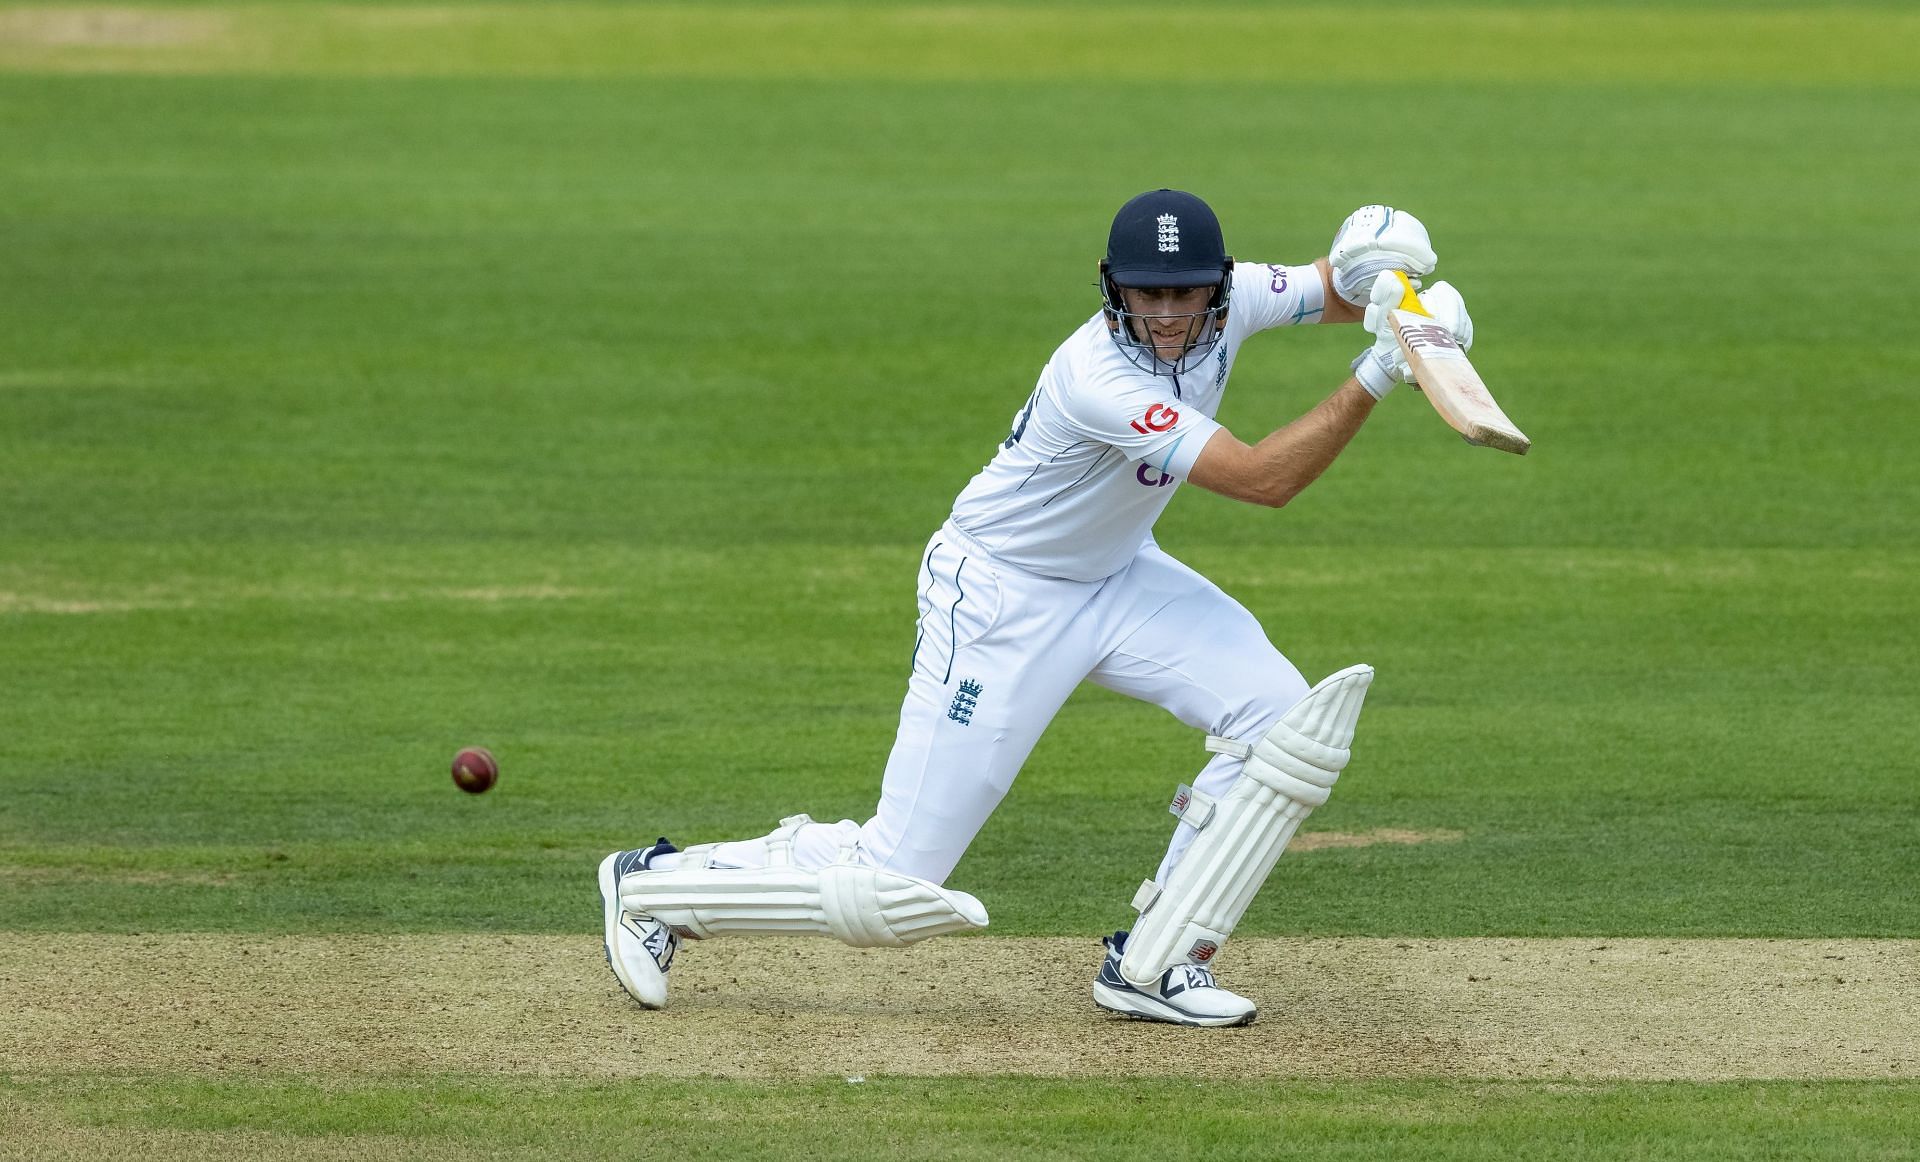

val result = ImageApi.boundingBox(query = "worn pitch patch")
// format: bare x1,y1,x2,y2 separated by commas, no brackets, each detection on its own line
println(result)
0,7,226,49
0,584,607,615
1289,828,1463,852
1,934,1914,1081
0,6,1914,86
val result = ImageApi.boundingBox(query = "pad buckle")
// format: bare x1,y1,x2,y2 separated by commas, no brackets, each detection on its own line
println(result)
1168,783,1216,828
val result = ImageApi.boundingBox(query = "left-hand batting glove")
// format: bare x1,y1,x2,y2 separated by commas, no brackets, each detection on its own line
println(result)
1330,205,1438,307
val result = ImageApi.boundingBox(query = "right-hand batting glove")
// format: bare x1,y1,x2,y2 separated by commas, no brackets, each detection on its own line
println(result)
1329,205,1438,307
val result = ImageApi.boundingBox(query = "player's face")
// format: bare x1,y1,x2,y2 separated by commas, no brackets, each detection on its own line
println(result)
1118,285,1216,361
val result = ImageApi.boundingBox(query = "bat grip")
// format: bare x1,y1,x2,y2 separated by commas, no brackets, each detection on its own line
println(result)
1393,271,1430,316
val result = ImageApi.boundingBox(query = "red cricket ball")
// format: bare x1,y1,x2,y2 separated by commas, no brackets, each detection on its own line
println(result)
451,746,499,794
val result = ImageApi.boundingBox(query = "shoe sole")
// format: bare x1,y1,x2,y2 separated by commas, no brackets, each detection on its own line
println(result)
599,853,668,1009
1092,980,1256,1028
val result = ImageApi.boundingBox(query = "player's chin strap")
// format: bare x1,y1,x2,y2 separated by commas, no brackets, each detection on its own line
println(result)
1118,664,1374,990
618,815,989,948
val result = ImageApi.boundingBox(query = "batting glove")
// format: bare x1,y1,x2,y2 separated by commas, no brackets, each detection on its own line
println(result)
1329,205,1438,307
1351,273,1474,401
1407,280,1474,351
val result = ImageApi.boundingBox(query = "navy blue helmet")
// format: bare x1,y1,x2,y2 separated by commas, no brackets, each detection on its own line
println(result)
1099,189,1233,375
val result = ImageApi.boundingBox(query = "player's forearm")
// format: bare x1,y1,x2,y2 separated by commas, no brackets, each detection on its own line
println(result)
1186,379,1376,507
1315,258,1365,325
1229,380,1376,508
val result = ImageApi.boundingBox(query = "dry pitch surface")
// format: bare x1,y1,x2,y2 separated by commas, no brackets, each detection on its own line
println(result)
6,934,1916,1081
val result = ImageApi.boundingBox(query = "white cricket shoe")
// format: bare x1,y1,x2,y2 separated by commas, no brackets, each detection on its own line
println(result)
1092,930,1257,1027
598,839,681,1009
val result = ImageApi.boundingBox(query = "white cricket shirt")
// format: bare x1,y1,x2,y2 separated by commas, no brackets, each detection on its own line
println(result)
948,261,1325,581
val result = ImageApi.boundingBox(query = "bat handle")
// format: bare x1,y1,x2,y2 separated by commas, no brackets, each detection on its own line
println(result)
1393,271,1430,316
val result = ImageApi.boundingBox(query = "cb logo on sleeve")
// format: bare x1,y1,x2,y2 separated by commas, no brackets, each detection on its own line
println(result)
1129,404,1179,434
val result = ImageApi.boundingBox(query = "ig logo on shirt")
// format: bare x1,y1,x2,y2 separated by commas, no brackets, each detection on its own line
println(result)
1130,404,1179,434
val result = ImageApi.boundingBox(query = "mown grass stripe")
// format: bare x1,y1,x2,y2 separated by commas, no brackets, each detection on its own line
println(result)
5,1073,1920,1161
0,5,1915,85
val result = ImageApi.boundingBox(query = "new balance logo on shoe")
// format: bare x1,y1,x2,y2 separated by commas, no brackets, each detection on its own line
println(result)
1160,964,1215,998
1092,933,1255,1027
636,921,676,971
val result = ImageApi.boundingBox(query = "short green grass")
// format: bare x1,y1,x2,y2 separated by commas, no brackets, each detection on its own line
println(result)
3,543,1916,935
6,1074,1919,1161
3,32,1915,935
2,1,1916,1155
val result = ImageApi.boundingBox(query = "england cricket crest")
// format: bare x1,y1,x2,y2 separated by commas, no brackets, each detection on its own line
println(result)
947,679,983,726
1156,213,1180,253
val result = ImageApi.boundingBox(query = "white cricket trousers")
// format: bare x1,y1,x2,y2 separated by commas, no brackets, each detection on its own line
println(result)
704,522,1310,888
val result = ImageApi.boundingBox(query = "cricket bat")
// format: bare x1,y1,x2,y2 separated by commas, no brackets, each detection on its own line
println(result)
1387,271,1530,455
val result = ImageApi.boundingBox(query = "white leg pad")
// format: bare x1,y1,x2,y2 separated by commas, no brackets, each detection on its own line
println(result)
618,815,989,947
1119,664,1373,989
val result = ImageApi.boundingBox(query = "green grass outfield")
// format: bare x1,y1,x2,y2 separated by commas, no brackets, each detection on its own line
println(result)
3,1,1918,1156
6,1075,1919,1161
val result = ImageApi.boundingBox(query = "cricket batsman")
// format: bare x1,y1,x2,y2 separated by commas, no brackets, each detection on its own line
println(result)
599,190,1473,1026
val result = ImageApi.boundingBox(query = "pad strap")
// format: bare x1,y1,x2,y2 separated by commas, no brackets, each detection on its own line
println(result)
676,813,814,871
1204,735,1250,758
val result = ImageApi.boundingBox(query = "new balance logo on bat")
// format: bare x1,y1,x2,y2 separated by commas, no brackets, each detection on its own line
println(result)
1401,323,1465,358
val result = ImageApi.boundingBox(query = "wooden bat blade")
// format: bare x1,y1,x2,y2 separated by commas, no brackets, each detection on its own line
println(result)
1389,308,1531,455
